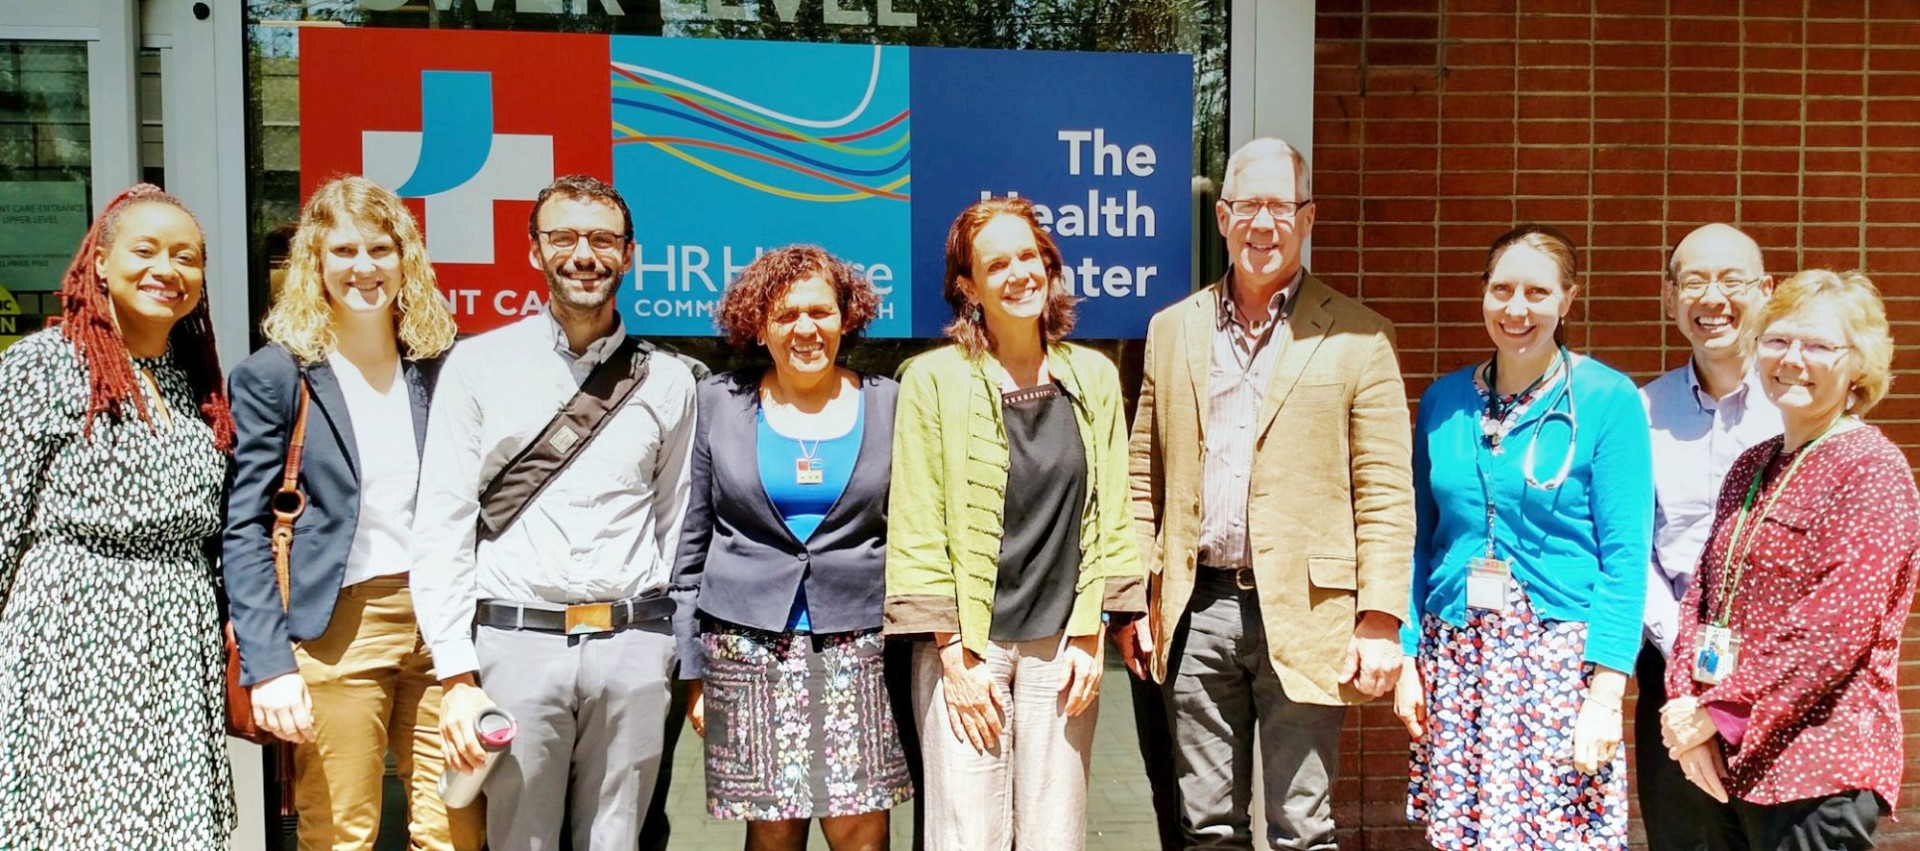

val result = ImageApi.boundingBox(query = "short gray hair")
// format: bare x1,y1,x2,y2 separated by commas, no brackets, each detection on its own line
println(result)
1221,137,1312,200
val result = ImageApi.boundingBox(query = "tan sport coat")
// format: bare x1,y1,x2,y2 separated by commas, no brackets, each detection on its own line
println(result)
1128,272,1415,706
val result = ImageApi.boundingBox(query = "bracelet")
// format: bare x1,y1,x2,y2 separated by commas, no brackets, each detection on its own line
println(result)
940,636,963,649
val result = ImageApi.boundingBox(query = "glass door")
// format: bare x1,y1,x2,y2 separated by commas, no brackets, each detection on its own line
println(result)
0,38,92,351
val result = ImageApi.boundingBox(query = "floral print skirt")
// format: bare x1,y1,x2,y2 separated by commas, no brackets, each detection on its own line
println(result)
1407,581,1627,851
700,622,914,821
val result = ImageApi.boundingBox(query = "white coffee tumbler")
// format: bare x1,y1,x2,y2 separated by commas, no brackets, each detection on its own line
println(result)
437,706,516,808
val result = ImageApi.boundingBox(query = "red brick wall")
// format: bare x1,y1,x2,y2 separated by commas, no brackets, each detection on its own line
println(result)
1309,2,1920,848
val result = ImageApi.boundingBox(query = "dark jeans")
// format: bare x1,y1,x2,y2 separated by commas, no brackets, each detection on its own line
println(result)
1130,668,1186,851
1636,642,1737,851
1703,790,1885,851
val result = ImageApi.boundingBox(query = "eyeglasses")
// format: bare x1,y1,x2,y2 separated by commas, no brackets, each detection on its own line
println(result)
1224,198,1313,219
1756,334,1852,362
1675,276,1763,297
539,229,628,253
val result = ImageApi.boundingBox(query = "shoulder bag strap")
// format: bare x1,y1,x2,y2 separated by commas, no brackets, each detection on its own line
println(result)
475,336,653,542
267,381,311,612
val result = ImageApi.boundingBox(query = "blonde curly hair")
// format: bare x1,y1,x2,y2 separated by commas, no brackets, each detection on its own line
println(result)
261,175,455,362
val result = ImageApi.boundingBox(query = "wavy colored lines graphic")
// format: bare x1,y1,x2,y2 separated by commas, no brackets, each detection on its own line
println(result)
609,45,909,204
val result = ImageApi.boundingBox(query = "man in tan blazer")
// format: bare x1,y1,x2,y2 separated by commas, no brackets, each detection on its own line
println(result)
1125,137,1414,850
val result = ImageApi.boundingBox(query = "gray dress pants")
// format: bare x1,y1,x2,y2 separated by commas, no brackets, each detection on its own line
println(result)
476,621,675,850
1163,571,1346,850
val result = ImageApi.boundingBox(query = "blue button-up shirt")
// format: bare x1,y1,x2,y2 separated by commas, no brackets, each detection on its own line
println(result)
1640,361,1782,658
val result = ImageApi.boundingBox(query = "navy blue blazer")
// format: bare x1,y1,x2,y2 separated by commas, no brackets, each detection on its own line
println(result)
222,344,438,687
671,369,897,679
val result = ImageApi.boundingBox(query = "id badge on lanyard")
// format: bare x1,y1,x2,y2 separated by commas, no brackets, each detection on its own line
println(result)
1467,556,1510,613
1692,623,1742,685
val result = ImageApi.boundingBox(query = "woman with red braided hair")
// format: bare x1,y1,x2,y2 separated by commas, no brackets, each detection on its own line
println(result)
0,184,236,848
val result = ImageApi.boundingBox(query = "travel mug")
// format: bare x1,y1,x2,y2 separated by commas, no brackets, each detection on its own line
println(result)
437,706,516,808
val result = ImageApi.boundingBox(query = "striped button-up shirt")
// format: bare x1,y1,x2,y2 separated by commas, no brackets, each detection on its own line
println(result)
1198,270,1301,569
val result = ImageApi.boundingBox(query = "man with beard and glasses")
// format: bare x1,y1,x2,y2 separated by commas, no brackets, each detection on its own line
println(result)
411,175,697,849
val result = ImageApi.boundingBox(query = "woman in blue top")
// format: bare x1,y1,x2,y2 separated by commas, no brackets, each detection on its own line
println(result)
1393,224,1653,849
671,245,912,850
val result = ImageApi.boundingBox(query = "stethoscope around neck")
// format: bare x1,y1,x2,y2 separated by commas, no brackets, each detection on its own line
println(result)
1485,349,1579,491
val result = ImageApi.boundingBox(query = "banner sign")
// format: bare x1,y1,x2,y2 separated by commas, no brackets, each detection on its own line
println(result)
301,27,1192,337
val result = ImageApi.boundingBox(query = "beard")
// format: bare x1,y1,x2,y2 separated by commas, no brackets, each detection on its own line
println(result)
542,255,621,314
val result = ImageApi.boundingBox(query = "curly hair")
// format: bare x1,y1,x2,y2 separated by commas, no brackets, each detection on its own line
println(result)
58,184,234,452
713,245,881,352
1749,269,1896,416
260,176,456,363
942,197,1077,356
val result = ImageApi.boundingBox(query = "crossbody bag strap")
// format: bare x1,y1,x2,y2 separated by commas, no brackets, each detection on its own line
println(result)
267,380,311,613
476,336,653,542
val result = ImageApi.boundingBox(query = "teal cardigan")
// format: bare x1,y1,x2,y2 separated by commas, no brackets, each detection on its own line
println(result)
884,342,1145,654
1404,354,1653,672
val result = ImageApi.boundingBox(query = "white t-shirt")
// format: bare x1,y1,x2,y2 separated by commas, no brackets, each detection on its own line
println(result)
328,351,419,587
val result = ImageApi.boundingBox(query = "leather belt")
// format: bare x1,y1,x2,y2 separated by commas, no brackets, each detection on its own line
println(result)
1198,564,1258,592
476,594,673,635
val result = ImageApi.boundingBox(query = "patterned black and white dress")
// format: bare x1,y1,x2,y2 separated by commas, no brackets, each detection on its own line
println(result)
0,329,234,849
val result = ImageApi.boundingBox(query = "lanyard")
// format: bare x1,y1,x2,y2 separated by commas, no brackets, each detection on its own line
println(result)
1474,351,1572,557
1707,417,1846,626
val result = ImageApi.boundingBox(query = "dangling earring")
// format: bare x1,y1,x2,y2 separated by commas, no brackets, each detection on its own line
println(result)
969,303,983,323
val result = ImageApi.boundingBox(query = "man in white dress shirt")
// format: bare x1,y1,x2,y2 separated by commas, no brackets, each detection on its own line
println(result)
411,174,696,850
1636,223,1781,851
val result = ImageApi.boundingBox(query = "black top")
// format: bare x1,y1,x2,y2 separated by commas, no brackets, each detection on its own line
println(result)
670,369,900,679
990,382,1087,642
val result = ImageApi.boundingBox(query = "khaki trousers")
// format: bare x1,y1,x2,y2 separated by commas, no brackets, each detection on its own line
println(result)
912,634,1097,851
292,577,484,851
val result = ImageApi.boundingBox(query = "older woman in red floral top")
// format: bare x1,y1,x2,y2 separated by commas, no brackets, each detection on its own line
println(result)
1662,269,1920,851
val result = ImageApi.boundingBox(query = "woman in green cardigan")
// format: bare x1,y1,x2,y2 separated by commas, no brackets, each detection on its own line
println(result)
885,196,1146,850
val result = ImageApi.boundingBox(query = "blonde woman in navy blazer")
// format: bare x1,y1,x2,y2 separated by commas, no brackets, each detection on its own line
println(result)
671,246,912,850
223,177,480,850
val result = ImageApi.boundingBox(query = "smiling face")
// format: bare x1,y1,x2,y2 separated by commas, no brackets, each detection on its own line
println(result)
1482,242,1573,362
321,220,402,318
1215,154,1315,291
961,214,1051,332
94,201,206,339
761,274,844,383
527,195,631,314
1666,225,1772,363
1756,303,1857,428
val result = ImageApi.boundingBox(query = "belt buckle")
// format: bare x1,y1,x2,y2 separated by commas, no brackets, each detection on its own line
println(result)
565,602,614,635
1233,568,1257,592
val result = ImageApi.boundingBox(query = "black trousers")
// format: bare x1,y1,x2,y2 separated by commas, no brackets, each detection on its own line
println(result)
1636,642,1738,851
1703,790,1885,851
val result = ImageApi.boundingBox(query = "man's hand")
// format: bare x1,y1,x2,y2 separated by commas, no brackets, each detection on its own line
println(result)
1107,617,1154,680
1674,739,1731,803
250,672,316,744
1339,611,1404,698
439,678,497,773
686,679,706,738
939,637,1004,753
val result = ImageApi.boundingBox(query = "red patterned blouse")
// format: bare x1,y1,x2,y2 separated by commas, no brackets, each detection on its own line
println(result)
1666,425,1920,807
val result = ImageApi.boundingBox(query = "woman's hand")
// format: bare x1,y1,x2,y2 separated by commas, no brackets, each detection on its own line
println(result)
1673,739,1732,803
939,638,1004,753
1571,667,1627,773
1393,664,1427,740
1660,694,1717,756
1061,632,1104,716
250,672,316,744
686,679,706,738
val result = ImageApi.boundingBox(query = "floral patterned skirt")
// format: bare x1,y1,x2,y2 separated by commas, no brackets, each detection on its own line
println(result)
1407,581,1627,851
700,622,914,821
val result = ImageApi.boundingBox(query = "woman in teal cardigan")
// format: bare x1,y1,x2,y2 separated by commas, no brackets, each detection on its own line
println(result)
885,196,1144,851
1393,225,1652,850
